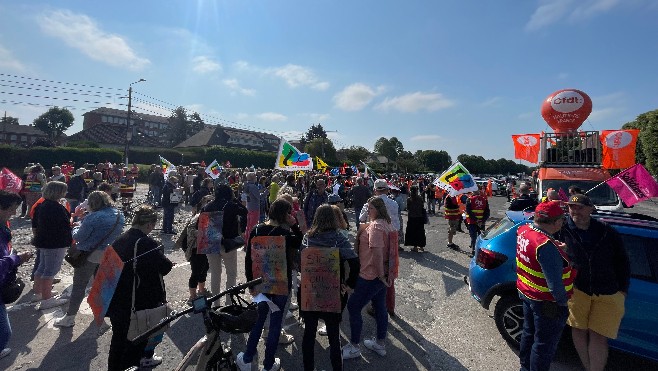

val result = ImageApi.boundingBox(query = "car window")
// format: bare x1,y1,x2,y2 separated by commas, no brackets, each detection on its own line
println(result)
482,217,516,240
619,234,655,282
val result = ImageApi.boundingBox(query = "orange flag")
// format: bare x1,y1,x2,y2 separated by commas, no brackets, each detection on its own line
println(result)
512,134,541,163
600,130,639,169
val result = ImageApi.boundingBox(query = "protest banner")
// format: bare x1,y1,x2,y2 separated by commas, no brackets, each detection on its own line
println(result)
196,211,223,254
300,247,341,313
87,246,125,326
251,235,288,295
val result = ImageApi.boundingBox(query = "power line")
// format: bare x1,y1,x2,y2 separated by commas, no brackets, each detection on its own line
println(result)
0,82,123,99
0,73,123,91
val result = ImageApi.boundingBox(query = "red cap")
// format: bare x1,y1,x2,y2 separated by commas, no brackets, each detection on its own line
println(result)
534,201,564,218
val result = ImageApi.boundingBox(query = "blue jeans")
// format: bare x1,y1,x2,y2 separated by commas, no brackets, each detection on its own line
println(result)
162,204,175,232
0,303,10,350
243,294,288,370
519,297,569,371
152,186,162,206
347,277,388,343
427,199,436,214
467,223,480,249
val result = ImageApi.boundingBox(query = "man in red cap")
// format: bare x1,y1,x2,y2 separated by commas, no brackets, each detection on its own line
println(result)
516,201,574,371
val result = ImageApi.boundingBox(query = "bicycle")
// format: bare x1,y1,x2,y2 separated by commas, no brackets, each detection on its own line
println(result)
129,278,263,371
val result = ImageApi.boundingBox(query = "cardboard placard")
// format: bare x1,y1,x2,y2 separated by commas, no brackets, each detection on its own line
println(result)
197,211,223,254
301,247,341,313
251,235,288,295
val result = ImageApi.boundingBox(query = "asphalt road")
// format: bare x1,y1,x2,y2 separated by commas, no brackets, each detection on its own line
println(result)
3,193,658,371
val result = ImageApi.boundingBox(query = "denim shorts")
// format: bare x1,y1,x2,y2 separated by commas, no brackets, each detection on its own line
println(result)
34,248,67,279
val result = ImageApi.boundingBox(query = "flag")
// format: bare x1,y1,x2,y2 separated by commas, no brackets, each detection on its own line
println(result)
350,165,359,176
159,155,176,179
87,246,125,325
315,156,329,173
330,167,339,176
541,131,557,146
512,134,540,164
275,138,313,171
600,130,640,169
360,161,379,179
558,187,569,202
205,159,222,179
225,160,232,168
605,163,658,207
433,161,479,196
0,168,22,194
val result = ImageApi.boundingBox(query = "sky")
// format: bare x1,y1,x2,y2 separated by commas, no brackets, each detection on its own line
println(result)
1,0,657,162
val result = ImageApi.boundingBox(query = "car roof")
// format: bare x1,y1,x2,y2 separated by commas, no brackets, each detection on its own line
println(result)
506,209,658,233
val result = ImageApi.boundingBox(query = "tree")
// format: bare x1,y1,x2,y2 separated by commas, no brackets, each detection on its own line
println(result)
636,110,658,175
343,146,371,165
0,116,19,125
166,107,207,146
33,107,74,141
305,137,337,163
416,150,452,172
624,109,658,169
300,123,327,146
389,137,404,156
373,137,398,161
395,150,420,173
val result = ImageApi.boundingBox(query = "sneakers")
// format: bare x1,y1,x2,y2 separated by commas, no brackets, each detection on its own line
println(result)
364,338,387,356
318,325,328,336
263,358,281,371
236,352,252,371
31,290,59,302
140,354,163,368
36,296,69,310
53,314,76,328
341,342,361,359
447,243,459,250
0,348,10,359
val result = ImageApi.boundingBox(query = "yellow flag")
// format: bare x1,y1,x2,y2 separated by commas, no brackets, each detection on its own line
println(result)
315,156,328,172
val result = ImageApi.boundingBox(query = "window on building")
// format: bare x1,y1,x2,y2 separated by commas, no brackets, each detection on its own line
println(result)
102,115,108,123
20,135,27,142
10,135,17,141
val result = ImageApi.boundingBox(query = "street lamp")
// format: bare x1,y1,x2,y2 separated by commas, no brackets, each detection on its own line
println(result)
124,78,146,165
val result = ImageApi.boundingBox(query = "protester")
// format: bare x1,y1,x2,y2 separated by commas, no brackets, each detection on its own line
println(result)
181,195,214,305
0,190,33,359
465,188,490,257
404,185,427,252
54,191,124,328
23,164,47,216
106,205,173,371
343,197,396,360
303,178,328,227
201,184,247,298
508,183,538,212
300,204,359,371
243,172,261,242
516,201,573,371
348,177,371,230
65,168,88,214
237,199,303,371
560,194,630,371
32,181,71,310
160,175,180,234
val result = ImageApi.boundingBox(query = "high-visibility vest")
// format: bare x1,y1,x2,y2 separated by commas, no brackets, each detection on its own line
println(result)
443,196,461,220
516,224,574,302
23,173,43,192
466,195,488,224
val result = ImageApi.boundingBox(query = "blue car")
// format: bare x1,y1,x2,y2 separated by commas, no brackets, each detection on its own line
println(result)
467,210,658,362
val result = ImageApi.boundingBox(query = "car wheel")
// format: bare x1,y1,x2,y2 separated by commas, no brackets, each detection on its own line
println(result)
494,295,523,348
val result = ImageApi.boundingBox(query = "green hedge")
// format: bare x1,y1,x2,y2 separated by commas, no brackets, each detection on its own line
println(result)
0,145,277,175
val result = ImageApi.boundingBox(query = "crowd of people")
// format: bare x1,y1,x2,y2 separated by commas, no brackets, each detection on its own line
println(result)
0,162,630,371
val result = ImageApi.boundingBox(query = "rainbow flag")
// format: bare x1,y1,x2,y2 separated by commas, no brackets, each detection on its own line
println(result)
88,246,125,325
205,159,222,179
433,161,478,196
275,138,313,171
159,155,176,178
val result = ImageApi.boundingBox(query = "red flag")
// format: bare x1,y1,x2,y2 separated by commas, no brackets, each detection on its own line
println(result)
600,130,639,169
512,134,540,163
0,168,23,193
605,164,658,207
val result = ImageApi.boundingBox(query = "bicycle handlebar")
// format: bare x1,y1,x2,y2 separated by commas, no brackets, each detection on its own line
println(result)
130,277,263,344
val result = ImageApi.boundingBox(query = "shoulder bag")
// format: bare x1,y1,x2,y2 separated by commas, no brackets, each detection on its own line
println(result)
65,210,121,268
127,238,171,342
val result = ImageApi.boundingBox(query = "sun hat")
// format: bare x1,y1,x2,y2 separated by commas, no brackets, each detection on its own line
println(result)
374,179,389,190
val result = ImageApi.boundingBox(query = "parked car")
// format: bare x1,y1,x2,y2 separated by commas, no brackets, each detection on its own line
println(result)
467,210,658,362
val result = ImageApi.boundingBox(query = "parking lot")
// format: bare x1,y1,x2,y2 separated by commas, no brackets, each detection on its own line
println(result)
3,193,658,370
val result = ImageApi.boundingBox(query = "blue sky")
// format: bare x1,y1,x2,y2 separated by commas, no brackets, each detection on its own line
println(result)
1,0,657,162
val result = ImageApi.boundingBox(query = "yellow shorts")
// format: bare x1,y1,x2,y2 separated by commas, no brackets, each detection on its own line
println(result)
567,287,625,339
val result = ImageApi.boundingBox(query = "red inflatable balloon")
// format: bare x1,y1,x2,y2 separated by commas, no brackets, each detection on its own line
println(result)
541,89,592,133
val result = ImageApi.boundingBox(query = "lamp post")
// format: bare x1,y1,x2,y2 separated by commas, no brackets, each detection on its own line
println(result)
124,79,146,165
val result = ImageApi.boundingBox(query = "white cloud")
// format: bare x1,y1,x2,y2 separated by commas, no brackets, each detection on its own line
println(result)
306,113,331,122
38,9,150,70
192,56,221,74
375,92,455,113
526,0,629,30
481,97,502,107
588,107,620,122
410,135,443,141
333,83,385,111
184,104,204,113
0,44,25,71
268,64,329,90
223,79,256,96
255,112,287,122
